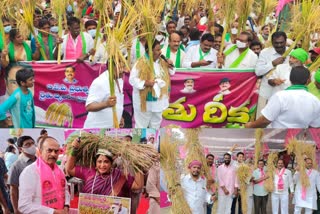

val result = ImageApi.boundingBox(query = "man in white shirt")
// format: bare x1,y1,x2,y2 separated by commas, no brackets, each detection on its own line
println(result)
180,78,196,94
182,33,218,68
245,66,320,128
161,32,185,68
84,64,124,128
271,159,294,214
268,48,309,96
255,31,288,117
293,158,320,214
19,137,70,214
181,160,214,214
223,32,258,69
130,34,146,67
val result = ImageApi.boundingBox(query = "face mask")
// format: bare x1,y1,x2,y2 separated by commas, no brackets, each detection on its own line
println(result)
155,35,165,43
50,26,59,33
4,25,12,33
231,28,238,35
88,29,97,38
182,37,188,42
236,40,247,49
23,145,37,156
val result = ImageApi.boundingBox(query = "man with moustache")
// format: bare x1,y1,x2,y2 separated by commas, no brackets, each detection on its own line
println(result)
161,32,185,68
271,159,294,214
255,31,289,117
217,153,239,214
180,78,196,94
19,136,70,214
182,33,218,68
8,136,37,214
206,154,216,214
293,158,320,214
181,160,214,214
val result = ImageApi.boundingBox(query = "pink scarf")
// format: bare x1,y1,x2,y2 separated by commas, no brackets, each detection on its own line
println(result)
258,168,265,186
36,157,66,209
301,169,312,200
277,168,285,191
65,33,85,60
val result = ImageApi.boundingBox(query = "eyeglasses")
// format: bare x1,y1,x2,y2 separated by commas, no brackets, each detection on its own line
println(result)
46,148,60,154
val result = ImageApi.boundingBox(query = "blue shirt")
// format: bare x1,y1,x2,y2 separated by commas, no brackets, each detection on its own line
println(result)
0,87,35,128
253,168,268,196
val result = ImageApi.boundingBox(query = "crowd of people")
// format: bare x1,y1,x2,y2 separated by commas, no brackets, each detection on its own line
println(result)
0,0,319,129
181,145,320,214
0,129,160,214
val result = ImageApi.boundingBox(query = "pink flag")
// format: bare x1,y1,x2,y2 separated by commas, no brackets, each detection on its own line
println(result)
275,0,294,17
179,145,187,159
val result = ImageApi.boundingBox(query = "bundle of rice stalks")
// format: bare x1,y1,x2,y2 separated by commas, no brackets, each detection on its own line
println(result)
216,0,236,53
286,138,313,190
211,182,219,214
45,102,73,127
184,129,212,181
160,132,192,214
136,0,165,67
104,2,139,128
254,128,264,169
237,164,252,214
264,152,278,192
256,0,278,27
283,0,320,56
237,0,254,33
51,0,68,64
205,0,215,35
14,0,47,60
67,132,158,175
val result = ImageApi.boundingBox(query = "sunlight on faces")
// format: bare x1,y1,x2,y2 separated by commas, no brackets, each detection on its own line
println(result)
169,33,181,52
96,155,112,174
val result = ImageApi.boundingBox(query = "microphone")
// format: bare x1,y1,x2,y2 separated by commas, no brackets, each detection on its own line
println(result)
160,55,175,67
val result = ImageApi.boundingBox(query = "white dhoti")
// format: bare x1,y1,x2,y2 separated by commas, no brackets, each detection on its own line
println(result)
271,193,289,214
217,195,233,214
134,110,162,128
294,206,313,214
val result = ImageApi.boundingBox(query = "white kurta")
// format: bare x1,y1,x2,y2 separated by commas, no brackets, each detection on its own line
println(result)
273,168,294,194
129,59,175,113
181,174,212,214
268,63,292,96
255,47,289,99
293,169,320,210
84,71,124,128
161,45,185,68
182,44,218,68
224,45,258,69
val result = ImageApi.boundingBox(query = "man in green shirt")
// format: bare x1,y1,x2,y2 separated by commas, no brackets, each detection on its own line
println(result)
308,70,320,99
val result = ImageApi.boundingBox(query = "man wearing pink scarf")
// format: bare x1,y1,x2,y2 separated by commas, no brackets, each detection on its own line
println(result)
54,17,94,61
271,159,294,214
252,159,269,214
293,158,320,214
18,136,70,214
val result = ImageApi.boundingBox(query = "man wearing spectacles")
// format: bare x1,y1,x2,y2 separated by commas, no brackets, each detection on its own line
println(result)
19,136,70,214
8,136,37,214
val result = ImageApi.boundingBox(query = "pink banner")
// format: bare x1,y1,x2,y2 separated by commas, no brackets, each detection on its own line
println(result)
34,62,105,128
161,70,258,128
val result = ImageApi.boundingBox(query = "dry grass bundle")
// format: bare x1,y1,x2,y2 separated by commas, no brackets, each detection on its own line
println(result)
211,182,219,214
264,152,278,192
254,129,264,169
160,131,192,214
103,2,139,127
286,138,316,190
51,0,68,64
216,0,236,53
184,129,212,182
237,164,252,214
45,102,73,127
237,0,254,33
182,0,199,15
284,0,320,56
66,132,158,175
